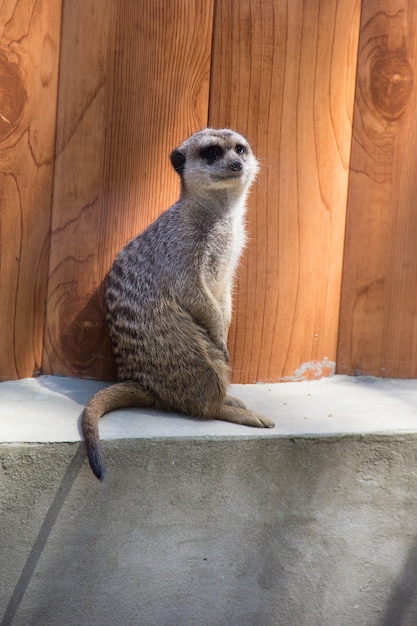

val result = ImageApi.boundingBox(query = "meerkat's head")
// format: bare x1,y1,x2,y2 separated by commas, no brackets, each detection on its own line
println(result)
170,128,259,197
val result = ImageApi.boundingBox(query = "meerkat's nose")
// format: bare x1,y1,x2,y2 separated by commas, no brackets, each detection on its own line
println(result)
229,159,243,172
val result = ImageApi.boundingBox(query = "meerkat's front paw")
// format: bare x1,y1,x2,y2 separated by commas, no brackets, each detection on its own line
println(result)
214,338,229,363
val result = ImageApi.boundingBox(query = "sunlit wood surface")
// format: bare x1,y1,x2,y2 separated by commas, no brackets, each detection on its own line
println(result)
0,0,62,379
338,0,417,378
2,1,416,383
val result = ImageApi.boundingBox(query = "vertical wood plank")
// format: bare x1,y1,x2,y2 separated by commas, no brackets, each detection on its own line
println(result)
0,0,62,380
338,1,417,377
209,0,361,382
43,0,214,378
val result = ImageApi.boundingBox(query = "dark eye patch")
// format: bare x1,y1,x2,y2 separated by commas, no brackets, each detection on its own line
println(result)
200,144,223,164
235,144,247,156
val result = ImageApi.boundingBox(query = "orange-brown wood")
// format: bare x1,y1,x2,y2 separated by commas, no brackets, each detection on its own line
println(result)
209,0,361,382
338,1,417,378
43,0,214,378
0,0,62,380
6,0,416,385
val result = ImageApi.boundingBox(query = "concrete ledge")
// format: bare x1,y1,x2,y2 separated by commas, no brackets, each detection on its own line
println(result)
1,374,417,442
1,375,417,626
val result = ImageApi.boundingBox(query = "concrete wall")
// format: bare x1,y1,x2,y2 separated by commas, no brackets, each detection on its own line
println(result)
2,434,417,626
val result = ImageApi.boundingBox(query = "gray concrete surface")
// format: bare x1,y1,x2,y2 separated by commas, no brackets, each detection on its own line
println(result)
2,374,417,442
1,375,417,625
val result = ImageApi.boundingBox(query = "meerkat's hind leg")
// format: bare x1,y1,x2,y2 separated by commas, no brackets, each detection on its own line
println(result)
224,395,246,409
215,404,275,428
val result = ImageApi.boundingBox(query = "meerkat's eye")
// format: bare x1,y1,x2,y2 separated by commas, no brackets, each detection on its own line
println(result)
201,145,223,163
235,144,247,156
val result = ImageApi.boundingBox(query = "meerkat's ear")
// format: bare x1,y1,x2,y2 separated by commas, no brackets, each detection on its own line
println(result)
170,148,186,175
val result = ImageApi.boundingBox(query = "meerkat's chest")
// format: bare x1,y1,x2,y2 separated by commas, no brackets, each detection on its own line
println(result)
202,214,246,298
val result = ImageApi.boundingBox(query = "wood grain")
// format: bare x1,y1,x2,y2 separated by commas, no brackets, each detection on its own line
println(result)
43,0,214,378
338,1,417,377
0,0,62,380
8,0,414,385
209,0,361,382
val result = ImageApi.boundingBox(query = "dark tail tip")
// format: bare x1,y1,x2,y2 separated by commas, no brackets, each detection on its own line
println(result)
86,442,107,481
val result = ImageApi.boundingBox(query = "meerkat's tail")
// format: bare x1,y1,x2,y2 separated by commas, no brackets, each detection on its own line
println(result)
81,381,154,481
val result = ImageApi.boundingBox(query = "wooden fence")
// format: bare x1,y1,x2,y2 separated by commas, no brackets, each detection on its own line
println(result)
1,0,416,384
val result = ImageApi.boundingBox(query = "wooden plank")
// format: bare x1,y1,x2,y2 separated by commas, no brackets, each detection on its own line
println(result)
209,0,361,382
0,0,62,380
338,1,417,377
43,0,214,378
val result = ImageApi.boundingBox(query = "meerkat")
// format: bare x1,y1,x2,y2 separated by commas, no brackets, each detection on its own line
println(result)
81,128,274,480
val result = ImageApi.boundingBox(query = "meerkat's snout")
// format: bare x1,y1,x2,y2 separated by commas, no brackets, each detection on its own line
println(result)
229,159,243,172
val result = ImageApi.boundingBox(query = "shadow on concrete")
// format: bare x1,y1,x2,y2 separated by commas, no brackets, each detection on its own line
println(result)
36,373,109,405
0,444,85,626
379,533,417,626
